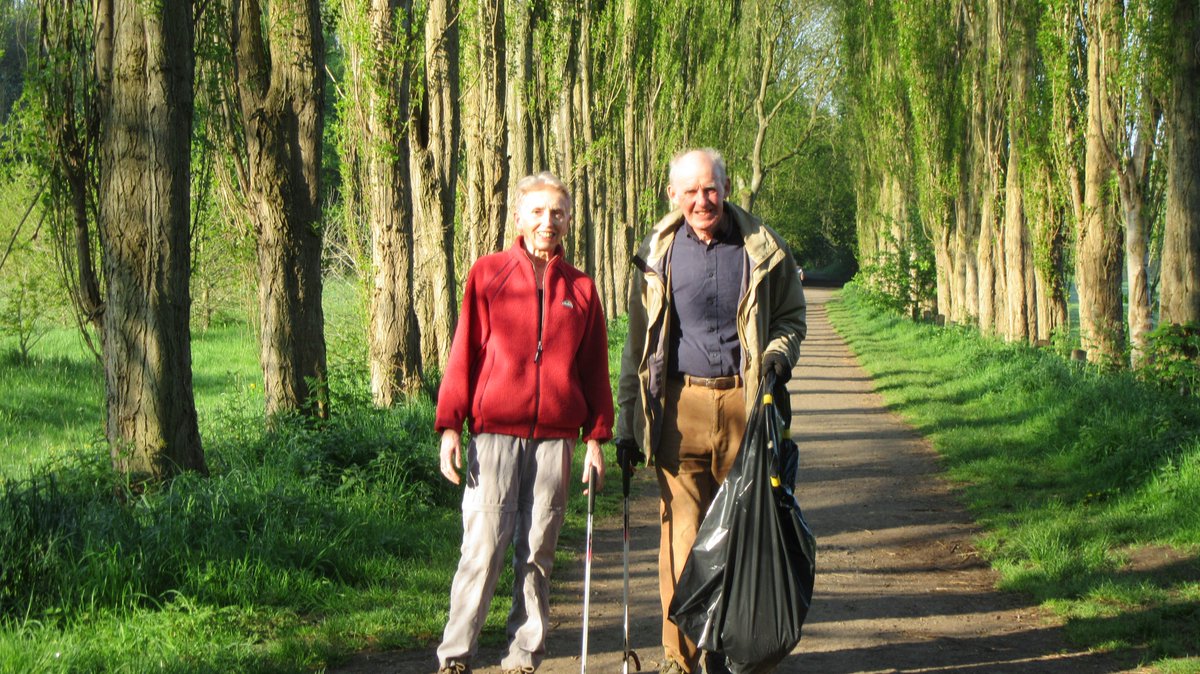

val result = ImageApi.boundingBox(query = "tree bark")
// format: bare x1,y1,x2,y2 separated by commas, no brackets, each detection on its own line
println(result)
1002,10,1032,342
340,0,423,405
1030,167,1069,343
1160,0,1200,326
462,0,508,265
576,5,597,276
1076,0,1125,365
412,0,461,366
95,0,205,478
507,0,535,185
1119,104,1159,367
232,0,329,419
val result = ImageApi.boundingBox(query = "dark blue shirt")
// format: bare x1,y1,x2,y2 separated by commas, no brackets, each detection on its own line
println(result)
667,219,746,378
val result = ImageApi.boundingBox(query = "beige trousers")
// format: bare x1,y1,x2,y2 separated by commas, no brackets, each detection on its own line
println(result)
437,433,573,671
655,379,747,673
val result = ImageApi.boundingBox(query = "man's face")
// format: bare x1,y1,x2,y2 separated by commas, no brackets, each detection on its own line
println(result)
667,152,730,238
514,188,571,259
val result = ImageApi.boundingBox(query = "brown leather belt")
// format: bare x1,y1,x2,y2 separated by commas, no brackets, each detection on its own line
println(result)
677,374,743,390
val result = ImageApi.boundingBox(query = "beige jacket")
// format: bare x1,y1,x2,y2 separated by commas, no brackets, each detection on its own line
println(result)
614,202,807,465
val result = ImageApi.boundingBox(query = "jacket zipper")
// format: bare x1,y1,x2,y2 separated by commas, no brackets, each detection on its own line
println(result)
529,259,550,438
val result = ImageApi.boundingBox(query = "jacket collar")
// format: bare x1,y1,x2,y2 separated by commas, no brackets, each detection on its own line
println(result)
510,236,565,265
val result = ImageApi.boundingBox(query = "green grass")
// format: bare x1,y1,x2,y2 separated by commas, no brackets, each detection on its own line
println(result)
0,278,620,673
0,320,263,482
829,283,1200,671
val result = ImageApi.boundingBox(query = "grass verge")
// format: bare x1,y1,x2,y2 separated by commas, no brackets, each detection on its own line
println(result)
828,284,1200,671
0,283,623,673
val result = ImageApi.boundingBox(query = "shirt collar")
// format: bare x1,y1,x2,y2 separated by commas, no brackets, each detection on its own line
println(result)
682,212,741,245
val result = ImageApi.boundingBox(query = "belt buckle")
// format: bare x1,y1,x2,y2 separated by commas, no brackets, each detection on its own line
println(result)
703,377,716,388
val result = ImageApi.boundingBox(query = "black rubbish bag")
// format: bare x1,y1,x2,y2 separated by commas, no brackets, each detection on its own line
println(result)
668,372,816,674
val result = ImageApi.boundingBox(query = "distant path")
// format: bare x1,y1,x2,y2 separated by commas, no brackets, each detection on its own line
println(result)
330,287,1143,674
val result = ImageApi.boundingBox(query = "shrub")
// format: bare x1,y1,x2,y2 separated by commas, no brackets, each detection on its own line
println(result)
1139,322,1200,396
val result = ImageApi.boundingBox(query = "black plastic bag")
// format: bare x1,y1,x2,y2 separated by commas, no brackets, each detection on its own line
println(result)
668,372,817,674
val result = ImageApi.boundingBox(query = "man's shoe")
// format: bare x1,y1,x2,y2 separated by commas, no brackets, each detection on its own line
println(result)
501,667,535,674
659,659,686,674
437,662,470,674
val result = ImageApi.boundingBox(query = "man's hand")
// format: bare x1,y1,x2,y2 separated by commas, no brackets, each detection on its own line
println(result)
582,439,605,495
763,352,792,385
614,437,642,475
439,429,463,485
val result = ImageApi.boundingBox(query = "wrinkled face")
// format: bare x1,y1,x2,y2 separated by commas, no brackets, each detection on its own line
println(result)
514,187,571,260
667,151,730,239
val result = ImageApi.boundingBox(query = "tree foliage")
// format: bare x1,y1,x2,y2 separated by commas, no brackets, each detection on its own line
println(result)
840,0,1200,371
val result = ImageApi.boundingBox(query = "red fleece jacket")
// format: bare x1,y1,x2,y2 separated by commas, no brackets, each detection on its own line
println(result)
435,239,614,443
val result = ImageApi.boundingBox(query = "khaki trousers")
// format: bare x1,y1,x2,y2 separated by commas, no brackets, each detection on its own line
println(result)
655,379,747,673
437,433,573,671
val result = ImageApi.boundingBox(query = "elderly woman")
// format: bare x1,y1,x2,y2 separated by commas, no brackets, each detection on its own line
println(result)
434,172,614,674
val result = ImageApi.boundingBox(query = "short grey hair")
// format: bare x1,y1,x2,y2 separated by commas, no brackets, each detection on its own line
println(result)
668,148,727,184
511,171,573,216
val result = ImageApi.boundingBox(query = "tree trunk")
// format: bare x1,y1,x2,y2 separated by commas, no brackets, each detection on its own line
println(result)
952,139,979,324
340,0,423,405
412,0,461,366
1034,182,1070,342
507,1,535,185
553,6,579,251
576,5,596,277
462,0,507,264
1160,0,1200,326
1002,16,1032,343
95,0,205,478
742,8,777,212
1119,105,1159,367
232,0,329,419
1076,0,1125,365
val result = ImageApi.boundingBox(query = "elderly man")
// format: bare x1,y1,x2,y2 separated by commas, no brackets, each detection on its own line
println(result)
435,172,613,674
614,148,806,674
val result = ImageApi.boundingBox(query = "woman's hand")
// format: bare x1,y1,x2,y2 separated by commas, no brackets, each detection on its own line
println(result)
581,439,605,495
440,429,463,485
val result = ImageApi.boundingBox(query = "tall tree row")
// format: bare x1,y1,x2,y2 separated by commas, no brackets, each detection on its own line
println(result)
21,0,840,480
841,0,1200,367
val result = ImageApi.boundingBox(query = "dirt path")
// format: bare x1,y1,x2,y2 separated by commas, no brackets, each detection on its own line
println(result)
331,287,1142,674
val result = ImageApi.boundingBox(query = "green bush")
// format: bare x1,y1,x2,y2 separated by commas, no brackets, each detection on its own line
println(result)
1139,322,1200,396
848,231,936,318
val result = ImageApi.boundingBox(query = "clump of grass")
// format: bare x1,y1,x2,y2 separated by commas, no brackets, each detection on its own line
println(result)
830,284,1200,668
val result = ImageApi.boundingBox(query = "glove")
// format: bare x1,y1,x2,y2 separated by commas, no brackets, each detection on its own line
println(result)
614,438,643,474
763,351,792,385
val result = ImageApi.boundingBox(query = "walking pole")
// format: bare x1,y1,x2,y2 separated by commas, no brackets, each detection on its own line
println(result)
580,466,597,674
622,465,641,673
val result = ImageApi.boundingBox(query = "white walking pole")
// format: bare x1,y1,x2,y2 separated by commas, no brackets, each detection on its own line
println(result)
580,466,597,674
622,465,641,673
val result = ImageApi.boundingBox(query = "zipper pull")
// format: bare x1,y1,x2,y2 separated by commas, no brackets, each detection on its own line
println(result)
535,340,543,363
